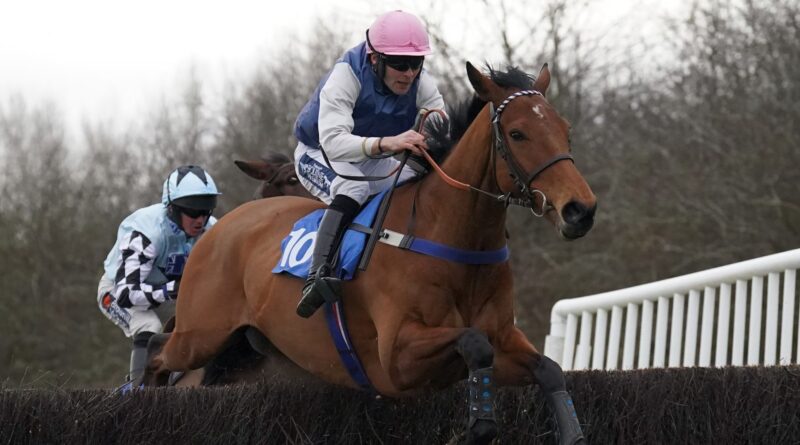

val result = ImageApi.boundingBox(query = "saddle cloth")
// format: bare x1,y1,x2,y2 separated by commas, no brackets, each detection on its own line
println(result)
272,190,387,280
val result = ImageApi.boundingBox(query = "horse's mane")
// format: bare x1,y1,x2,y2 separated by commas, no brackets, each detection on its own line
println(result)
447,65,536,146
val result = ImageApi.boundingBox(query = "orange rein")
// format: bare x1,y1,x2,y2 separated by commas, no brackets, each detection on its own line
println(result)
419,148,471,191
416,108,522,208
416,109,471,192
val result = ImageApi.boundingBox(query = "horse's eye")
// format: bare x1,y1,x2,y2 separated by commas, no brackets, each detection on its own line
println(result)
287,176,299,185
509,130,525,141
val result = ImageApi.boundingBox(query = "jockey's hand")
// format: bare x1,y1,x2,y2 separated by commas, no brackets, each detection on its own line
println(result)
381,130,428,156
166,279,180,300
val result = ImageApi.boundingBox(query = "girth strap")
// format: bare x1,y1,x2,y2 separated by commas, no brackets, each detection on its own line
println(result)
349,224,509,265
324,301,375,392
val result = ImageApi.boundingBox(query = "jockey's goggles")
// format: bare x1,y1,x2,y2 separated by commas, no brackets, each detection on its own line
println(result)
177,206,213,219
384,55,424,72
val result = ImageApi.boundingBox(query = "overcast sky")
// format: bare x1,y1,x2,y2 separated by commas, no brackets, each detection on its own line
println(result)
0,0,687,137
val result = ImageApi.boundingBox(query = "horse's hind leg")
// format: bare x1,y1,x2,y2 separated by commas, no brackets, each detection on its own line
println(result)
454,328,498,445
199,328,264,386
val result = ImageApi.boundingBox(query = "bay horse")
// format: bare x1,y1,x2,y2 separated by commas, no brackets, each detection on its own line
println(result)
234,152,314,200
145,62,596,444
165,154,315,387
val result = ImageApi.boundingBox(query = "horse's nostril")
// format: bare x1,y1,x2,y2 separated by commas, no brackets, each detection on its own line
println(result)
562,201,595,226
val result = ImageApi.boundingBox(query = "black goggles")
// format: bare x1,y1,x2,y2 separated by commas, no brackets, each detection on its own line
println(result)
383,55,424,72
177,206,213,219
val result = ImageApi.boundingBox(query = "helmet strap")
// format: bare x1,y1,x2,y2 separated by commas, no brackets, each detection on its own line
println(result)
166,204,184,231
375,57,387,86
366,30,388,84
366,29,424,93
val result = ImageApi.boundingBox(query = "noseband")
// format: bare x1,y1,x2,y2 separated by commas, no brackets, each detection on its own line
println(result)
491,90,574,217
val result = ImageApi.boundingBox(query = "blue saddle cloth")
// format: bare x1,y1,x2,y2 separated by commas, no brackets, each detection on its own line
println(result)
272,190,387,279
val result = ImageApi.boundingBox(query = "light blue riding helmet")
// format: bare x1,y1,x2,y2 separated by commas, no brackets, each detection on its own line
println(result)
161,165,221,211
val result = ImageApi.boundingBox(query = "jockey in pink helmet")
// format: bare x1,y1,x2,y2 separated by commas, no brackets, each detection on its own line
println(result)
292,10,448,318
366,10,432,83
367,10,432,55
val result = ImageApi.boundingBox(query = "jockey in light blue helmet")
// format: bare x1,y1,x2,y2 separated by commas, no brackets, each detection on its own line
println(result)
162,165,220,232
97,164,220,384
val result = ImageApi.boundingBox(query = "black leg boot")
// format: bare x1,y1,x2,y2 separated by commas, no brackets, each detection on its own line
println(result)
128,331,154,384
296,197,359,318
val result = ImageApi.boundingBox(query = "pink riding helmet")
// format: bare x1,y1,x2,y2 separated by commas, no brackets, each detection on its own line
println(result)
366,10,432,56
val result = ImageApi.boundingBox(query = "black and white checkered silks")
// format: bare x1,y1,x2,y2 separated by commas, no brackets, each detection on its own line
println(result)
96,230,176,337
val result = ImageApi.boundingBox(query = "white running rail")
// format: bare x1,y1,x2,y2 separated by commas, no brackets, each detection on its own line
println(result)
544,249,800,370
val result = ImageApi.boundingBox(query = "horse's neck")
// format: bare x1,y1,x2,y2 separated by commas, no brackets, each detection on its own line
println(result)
415,106,507,249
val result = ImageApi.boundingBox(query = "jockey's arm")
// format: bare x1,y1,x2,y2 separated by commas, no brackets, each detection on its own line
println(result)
112,230,176,309
317,63,370,163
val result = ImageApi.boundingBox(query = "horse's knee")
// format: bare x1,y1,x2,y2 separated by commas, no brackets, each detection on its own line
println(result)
456,328,494,370
533,355,586,444
532,354,566,393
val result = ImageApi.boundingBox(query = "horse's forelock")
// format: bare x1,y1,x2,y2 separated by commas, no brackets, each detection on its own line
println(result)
446,65,536,146
486,64,535,90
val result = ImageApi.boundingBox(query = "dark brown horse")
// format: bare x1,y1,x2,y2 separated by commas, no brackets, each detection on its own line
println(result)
234,152,314,200
146,63,596,444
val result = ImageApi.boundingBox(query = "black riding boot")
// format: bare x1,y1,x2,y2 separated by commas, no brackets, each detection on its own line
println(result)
128,331,154,383
296,196,359,318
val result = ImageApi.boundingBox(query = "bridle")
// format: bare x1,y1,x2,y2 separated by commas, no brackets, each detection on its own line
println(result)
420,90,574,217
492,90,574,216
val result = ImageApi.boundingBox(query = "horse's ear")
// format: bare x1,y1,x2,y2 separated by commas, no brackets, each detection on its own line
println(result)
466,62,494,101
533,63,551,96
234,159,276,181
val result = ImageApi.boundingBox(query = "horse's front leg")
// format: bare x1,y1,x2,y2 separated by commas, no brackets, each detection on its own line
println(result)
392,322,498,445
494,327,587,445
454,328,499,444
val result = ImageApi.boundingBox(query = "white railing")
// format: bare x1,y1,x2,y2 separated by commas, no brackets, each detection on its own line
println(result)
544,249,800,371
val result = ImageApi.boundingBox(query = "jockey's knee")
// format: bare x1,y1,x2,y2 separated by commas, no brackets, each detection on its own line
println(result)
329,194,361,219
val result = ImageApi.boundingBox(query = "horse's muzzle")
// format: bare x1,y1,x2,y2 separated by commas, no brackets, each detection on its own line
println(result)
559,201,596,240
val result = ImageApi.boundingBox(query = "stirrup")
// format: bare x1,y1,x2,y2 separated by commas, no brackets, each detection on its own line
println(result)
297,270,342,318
297,281,326,318
316,275,342,303
116,379,143,395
